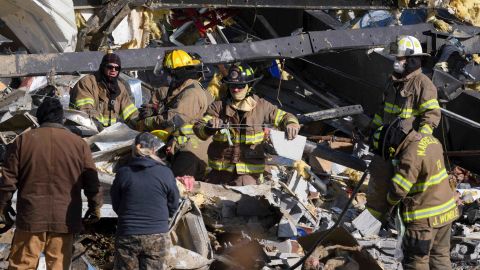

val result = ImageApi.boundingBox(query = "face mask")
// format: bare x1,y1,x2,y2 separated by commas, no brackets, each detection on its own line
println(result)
393,60,405,74
230,87,248,101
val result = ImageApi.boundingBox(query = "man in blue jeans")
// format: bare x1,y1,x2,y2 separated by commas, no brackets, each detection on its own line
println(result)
111,132,179,270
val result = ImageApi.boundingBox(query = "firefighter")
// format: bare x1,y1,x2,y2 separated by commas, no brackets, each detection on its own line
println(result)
373,119,457,270
193,63,300,186
366,35,442,220
138,49,213,182
70,51,139,129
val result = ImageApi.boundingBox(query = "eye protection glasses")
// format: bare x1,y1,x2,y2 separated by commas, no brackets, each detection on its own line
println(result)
106,65,120,71
228,83,247,89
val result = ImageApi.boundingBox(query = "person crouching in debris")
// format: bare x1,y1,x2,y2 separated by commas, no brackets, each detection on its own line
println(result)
366,35,441,220
110,132,179,270
70,50,139,130
373,119,458,270
193,63,300,186
0,97,103,269
137,49,213,185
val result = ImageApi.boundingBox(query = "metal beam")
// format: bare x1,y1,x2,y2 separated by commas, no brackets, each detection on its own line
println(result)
298,105,364,124
73,0,394,10
441,108,480,129
0,23,469,78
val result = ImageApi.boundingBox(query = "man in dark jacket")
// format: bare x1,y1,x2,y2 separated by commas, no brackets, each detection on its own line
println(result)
111,132,179,270
0,97,103,269
70,51,139,129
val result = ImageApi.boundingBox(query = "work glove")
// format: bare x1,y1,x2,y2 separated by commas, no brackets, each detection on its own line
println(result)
83,207,101,225
205,117,223,135
0,206,15,234
139,103,160,119
176,175,196,192
285,123,300,140
92,118,104,132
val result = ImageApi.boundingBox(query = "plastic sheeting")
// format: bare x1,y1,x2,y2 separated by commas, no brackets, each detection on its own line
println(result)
0,0,77,53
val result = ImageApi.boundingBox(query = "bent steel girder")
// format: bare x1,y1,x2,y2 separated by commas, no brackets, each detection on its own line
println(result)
74,0,395,10
3,23,480,77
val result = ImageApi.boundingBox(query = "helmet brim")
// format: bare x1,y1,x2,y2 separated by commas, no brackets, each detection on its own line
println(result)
222,77,261,85
392,52,431,57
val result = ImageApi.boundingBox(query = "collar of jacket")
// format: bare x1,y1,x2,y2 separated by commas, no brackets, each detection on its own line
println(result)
225,94,260,117
39,122,66,129
391,68,422,82
166,78,201,105
395,130,423,156
128,156,164,168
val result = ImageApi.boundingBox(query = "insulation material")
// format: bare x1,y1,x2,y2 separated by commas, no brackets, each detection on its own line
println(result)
113,7,145,49
0,0,77,53
448,0,480,26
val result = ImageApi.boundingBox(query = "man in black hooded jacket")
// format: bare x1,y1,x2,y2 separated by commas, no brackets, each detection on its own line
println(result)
70,51,139,129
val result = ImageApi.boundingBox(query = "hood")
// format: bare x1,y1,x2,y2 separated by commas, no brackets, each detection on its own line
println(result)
128,156,162,168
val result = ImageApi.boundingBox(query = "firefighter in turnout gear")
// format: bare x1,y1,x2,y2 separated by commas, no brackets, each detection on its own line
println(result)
373,119,458,270
70,51,139,129
193,63,300,186
366,35,442,220
138,50,213,181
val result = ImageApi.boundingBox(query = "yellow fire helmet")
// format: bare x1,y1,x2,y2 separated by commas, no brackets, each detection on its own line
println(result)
151,129,170,143
163,49,201,70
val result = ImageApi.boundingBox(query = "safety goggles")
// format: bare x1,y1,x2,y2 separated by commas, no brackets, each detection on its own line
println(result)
106,64,120,71
228,83,247,89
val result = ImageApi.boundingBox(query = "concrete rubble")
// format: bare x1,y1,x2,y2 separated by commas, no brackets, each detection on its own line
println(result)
0,1,479,269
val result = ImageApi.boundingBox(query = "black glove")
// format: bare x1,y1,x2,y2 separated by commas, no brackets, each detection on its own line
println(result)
0,206,15,234
285,123,300,140
92,118,104,132
139,103,160,119
205,117,223,135
83,207,101,225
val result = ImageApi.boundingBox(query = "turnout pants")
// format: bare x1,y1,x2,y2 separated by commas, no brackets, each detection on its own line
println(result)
366,155,394,219
204,170,259,186
171,137,211,181
8,229,73,270
402,223,452,270
114,233,172,270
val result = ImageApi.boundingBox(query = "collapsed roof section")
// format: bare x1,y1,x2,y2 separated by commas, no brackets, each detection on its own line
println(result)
0,0,77,53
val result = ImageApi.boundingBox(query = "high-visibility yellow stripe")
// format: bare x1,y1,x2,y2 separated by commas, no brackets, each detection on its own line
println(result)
366,207,382,219
235,163,265,174
387,193,401,206
179,124,194,135
176,136,189,145
208,160,235,172
75,98,95,107
198,115,214,138
419,99,440,113
372,114,383,126
274,110,287,128
121,103,138,120
403,197,457,222
202,115,213,122
96,115,117,126
409,169,448,194
419,124,433,135
392,173,413,192
209,160,265,174
213,132,265,144
384,102,414,118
